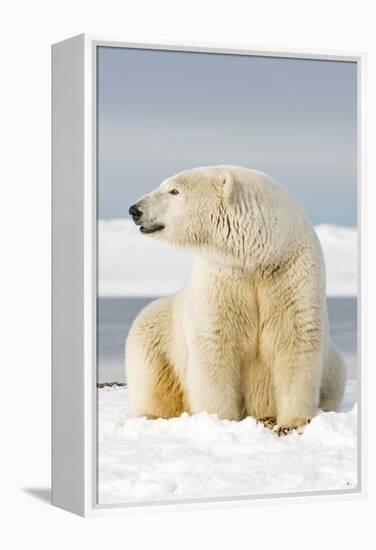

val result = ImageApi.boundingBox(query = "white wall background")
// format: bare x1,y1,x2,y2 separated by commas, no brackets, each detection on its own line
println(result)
0,1,375,548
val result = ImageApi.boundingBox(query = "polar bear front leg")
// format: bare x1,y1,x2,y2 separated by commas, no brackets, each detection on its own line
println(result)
267,251,325,434
186,340,243,421
273,349,321,433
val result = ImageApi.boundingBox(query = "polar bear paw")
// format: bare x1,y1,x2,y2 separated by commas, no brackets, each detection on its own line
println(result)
273,417,311,436
256,416,278,430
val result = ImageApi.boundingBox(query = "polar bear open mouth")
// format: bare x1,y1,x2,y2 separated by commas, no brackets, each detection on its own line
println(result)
140,224,165,234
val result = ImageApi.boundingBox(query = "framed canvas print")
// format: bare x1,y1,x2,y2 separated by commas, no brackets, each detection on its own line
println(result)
52,34,365,516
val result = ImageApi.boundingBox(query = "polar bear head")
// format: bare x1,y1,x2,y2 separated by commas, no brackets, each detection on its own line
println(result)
129,165,301,268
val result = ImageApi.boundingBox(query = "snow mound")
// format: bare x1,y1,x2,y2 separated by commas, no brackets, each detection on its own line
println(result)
98,219,357,297
98,381,358,504
98,219,192,297
315,224,357,297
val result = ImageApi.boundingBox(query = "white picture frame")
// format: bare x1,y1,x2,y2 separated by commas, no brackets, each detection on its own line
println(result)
52,33,366,517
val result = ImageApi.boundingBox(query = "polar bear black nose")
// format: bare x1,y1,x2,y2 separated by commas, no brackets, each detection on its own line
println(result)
129,204,142,220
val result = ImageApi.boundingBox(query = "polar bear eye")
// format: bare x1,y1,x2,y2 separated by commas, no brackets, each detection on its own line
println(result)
169,189,179,195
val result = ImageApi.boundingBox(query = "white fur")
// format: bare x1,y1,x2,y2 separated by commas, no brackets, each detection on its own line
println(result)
125,166,346,430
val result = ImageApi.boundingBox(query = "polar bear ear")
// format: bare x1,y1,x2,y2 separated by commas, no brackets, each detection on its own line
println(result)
220,169,236,201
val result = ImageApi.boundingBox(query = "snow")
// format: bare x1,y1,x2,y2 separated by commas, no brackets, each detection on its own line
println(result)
315,224,357,297
98,219,357,298
98,381,357,504
98,219,193,297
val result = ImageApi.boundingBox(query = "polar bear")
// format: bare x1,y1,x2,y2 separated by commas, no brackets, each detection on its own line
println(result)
125,165,345,433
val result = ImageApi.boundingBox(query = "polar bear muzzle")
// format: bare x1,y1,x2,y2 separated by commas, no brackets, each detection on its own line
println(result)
129,202,165,234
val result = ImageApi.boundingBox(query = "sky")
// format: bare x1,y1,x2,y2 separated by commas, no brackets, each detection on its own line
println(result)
97,47,357,226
